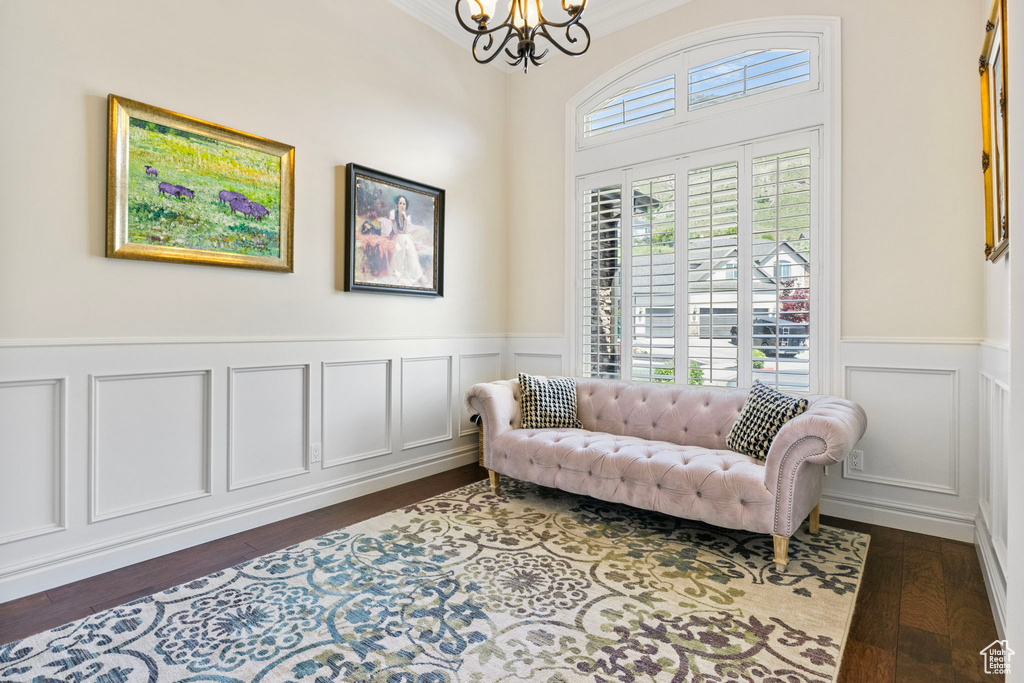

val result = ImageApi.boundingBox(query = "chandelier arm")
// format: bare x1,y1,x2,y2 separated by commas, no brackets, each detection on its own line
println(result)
455,0,517,36
531,0,588,30
532,21,591,57
472,28,520,65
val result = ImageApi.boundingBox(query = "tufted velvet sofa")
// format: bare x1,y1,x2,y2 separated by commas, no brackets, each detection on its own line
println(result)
466,377,867,567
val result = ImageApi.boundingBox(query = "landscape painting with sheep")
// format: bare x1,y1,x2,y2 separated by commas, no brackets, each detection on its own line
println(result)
126,118,282,258
106,95,294,272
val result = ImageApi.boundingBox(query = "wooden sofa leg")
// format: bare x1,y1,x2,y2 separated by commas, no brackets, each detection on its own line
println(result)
809,504,820,534
488,470,500,495
772,535,790,569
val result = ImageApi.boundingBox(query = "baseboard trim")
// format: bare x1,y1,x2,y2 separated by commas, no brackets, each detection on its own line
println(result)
975,509,1007,639
0,445,478,601
820,491,975,542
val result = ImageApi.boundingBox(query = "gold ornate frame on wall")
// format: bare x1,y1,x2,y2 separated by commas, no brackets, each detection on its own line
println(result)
106,95,295,272
981,0,1010,262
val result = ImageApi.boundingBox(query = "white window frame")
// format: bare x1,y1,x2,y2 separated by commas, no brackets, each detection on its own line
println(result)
565,17,841,394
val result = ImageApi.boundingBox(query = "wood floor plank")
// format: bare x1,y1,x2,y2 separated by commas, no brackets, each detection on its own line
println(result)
0,601,94,646
905,531,942,553
867,524,907,559
849,553,903,651
45,535,255,610
946,587,1000,657
90,587,157,614
230,513,321,554
941,541,988,595
896,625,954,683
901,547,949,635
0,590,50,622
838,639,896,683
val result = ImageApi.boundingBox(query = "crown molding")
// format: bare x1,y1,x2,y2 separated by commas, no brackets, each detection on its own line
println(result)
387,0,696,71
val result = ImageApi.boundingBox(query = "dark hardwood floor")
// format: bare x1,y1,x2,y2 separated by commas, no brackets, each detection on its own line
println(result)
0,465,1003,681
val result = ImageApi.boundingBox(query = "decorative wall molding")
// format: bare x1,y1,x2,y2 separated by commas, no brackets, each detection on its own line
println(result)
820,490,975,543
978,371,1009,574
980,340,1010,353
400,356,454,450
976,507,1007,639
89,370,213,523
841,336,985,346
322,359,393,467
0,444,478,600
0,377,67,545
458,353,502,436
0,333,510,349
842,366,960,495
513,352,564,377
227,364,311,491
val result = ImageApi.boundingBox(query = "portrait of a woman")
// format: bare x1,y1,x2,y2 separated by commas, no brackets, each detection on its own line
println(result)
347,165,444,297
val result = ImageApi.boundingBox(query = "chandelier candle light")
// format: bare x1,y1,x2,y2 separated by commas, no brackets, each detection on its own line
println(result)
455,0,590,73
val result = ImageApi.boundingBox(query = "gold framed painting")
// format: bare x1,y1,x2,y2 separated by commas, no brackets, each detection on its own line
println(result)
106,95,295,271
981,0,1010,262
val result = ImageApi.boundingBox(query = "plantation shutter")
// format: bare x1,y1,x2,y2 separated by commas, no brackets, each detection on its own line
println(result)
751,148,812,390
579,181,623,379
686,162,740,387
630,174,676,382
577,135,817,392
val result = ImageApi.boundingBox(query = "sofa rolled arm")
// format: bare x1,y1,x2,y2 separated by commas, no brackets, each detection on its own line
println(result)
763,396,867,536
465,380,520,469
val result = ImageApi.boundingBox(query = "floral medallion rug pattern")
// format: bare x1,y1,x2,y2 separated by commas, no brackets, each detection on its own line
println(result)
1,479,868,682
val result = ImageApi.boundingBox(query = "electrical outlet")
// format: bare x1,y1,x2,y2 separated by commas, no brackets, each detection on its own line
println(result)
824,465,830,477
310,443,322,464
850,449,864,472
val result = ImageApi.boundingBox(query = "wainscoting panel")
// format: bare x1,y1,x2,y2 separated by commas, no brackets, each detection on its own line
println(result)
458,353,502,435
91,371,211,522
0,378,65,544
824,340,980,542
843,366,959,495
228,365,309,490
514,353,563,377
977,342,1009,637
322,360,391,467
401,356,453,450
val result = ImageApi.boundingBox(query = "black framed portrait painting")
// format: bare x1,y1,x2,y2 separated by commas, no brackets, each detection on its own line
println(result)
344,164,445,297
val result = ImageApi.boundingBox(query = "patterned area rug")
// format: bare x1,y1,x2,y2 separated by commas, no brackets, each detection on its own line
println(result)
1,478,868,682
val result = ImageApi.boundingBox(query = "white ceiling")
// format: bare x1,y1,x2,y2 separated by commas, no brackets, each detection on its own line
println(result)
387,0,695,70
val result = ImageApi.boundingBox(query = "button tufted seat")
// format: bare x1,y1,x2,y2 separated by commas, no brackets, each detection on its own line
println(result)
492,428,775,533
466,376,867,568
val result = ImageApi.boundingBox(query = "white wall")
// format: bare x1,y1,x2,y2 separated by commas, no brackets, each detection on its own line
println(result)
0,0,509,599
0,0,508,341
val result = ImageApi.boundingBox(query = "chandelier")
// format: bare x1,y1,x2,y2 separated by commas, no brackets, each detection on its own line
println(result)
455,0,590,73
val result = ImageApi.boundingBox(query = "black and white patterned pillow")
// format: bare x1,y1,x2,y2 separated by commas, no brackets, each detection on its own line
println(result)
726,381,809,461
518,373,583,430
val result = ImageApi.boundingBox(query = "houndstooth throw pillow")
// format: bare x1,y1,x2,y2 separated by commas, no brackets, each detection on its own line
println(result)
519,373,583,430
726,381,809,461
